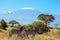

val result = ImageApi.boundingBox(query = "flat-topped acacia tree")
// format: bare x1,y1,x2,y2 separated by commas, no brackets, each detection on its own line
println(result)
9,20,19,27
37,14,55,24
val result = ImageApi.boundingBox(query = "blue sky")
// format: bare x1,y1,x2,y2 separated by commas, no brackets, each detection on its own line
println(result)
0,0,60,15
0,0,60,27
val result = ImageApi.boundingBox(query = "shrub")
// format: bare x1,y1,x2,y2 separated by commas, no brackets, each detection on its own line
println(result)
32,21,50,34
25,24,33,29
15,24,21,29
0,19,7,30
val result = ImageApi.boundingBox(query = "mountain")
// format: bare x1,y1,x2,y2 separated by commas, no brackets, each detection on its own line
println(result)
0,9,41,24
0,8,60,27
12,9,41,24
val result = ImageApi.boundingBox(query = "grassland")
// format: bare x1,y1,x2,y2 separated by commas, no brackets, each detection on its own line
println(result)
0,27,60,40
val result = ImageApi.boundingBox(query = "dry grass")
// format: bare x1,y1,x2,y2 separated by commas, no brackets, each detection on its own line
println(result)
0,27,60,40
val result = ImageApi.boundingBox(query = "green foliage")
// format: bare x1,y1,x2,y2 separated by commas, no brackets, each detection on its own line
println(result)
38,14,55,24
15,23,21,29
32,21,50,33
25,24,33,29
11,24,14,27
0,19,7,30
24,21,50,33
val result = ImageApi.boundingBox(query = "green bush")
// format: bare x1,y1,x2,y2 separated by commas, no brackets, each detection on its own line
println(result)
15,24,21,29
25,24,33,29
0,19,7,30
32,21,50,33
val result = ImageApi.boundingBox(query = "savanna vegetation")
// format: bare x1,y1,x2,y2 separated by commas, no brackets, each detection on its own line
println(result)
0,14,60,40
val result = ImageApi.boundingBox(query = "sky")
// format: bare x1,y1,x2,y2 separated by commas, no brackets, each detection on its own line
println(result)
0,0,60,15
0,0,60,27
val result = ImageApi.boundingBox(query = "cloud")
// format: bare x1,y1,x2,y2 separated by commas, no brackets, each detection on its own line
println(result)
7,10,12,14
21,8,35,10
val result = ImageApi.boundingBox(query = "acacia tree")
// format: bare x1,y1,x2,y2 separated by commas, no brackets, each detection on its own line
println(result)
9,20,19,27
38,14,55,24
0,19,7,30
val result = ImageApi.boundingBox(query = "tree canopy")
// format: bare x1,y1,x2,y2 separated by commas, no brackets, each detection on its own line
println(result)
0,19,7,30
9,20,19,27
37,14,55,24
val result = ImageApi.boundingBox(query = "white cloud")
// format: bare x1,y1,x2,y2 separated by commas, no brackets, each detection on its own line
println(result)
7,10,12,14
21,8,35,10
